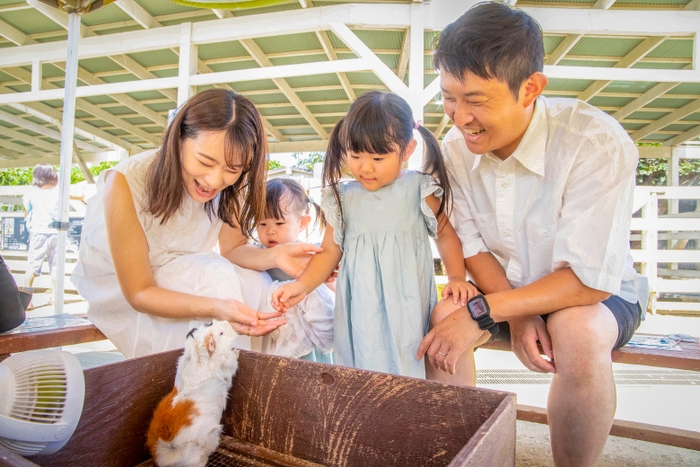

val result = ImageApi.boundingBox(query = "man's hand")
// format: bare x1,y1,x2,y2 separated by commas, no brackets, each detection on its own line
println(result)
273,242,323,278
509,316,556,373
417,307,484,375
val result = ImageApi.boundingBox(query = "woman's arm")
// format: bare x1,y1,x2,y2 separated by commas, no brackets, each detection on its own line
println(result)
219,223,322,278
103,171,281,335
271,226,342,311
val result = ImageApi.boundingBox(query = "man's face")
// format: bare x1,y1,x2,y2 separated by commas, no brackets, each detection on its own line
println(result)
440,71,533,160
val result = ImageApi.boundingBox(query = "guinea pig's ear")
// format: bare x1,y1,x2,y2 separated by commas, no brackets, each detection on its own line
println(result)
205,333,217,356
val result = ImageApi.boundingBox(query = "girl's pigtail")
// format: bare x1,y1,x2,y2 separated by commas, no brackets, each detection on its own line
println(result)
310,200,327,232
416,125,451,219
323,117,346,226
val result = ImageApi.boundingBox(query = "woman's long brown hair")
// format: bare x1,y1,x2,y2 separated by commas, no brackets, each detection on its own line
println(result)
145,89,267,238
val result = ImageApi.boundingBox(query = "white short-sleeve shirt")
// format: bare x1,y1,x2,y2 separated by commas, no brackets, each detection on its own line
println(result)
443,96,649,314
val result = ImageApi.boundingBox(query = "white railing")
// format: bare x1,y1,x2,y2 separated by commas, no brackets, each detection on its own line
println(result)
631,186,700,313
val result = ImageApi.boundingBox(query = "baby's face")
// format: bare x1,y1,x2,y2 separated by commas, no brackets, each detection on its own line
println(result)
257,209,305,248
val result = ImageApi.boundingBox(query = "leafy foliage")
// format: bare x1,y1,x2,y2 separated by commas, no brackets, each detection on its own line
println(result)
636,158,700,186
0,162,118,186
292,152,325,171
267,159,282,170
70,162,118,184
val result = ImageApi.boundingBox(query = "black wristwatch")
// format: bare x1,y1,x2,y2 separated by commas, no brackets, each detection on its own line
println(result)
467,294,499,336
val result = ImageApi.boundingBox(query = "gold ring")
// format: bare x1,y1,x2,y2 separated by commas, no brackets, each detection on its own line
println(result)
257,311,262,320
246,329,251,337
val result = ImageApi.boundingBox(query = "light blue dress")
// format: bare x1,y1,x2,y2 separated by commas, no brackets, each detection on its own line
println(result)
321,171,441,378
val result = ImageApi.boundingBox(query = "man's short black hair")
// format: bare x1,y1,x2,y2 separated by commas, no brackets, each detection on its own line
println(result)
433,2,545,100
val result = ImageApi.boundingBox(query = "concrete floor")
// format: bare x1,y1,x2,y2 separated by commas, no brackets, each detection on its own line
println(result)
25,294,700,466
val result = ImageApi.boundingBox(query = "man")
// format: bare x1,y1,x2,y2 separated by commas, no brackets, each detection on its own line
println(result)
417,3,648,467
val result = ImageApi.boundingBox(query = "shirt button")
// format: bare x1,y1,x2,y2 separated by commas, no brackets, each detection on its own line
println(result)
478,217,484,222
501,182,508,188
503,231,510,237
542,231,549,237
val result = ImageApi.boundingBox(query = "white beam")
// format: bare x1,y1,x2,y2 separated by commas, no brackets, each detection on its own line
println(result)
0,108,96,153
241,38,328,139
316,30,356,101
610,65,691,120
107,55,179,102
397,28,410,81
330,22,409,98
631,99,700,141
543,65,700,83
695,32,700,70
269,140,328,154
422,77,440,107
0,151,121,169
434,113,450,139
178,23,197,106
3,6,699,69
0,137,47,157
662,125,700,147
545,34,582,66
31,60,41,93
26,0,96,37
0,18,37,46
115,0,161,29
211,9,233,19
593,0,617,9
0,125,59,153
578,36,667,102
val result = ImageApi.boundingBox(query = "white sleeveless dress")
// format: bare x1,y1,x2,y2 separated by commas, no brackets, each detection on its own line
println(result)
71,150,268,358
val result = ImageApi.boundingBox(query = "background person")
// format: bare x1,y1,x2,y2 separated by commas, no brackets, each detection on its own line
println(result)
416,4,648,467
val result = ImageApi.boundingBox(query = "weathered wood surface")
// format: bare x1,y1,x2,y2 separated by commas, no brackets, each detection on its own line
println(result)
4,350,516,467
480,333,700,372
0,314,107,356
517,405,700,451
224,352,516,467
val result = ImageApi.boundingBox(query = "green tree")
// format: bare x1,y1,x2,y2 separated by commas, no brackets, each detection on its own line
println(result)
71,161,118,184
292,152,325,171
267,159,282,170
0,167,32,186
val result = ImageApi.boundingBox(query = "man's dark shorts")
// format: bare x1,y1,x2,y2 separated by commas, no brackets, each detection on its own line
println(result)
489,295,642,351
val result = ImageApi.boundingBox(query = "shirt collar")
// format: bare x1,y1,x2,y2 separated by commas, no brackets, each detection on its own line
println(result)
470,96,547,177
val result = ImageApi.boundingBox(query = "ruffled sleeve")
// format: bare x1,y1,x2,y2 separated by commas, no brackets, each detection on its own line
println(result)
420,174,443,239
321,185,344,248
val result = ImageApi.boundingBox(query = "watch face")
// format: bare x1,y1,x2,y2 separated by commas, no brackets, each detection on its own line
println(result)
469,297,488,318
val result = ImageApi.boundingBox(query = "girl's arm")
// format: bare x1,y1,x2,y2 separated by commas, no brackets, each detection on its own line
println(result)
103,171,282,336
271,225,342,311
219,223,323,278
425,194,477,306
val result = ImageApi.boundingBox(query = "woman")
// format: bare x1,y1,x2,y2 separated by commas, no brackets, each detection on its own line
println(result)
72,89,321,358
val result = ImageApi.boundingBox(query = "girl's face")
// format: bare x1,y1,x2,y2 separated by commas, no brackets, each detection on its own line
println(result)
346,139,416,192
257,201,311,248
180,130,244,203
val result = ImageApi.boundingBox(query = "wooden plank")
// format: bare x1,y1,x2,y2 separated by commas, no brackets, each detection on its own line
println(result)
0,314,107,355
224,352,515,467
480,333,700,372
517,405,700,451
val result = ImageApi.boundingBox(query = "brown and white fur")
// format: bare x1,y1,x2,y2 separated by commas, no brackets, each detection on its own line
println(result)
147,320,240,467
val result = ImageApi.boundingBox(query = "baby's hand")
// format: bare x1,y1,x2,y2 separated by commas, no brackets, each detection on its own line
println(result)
271,281,309,312
441,279,479,307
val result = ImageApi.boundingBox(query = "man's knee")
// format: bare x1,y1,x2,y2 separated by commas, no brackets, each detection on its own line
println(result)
429,299,462,328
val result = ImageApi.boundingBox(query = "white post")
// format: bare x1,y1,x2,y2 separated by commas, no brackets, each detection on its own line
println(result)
31,60,41,93
641,193,659,314
407,2,425,171
54,12,81,315
668,147,680,270
178,22,197,106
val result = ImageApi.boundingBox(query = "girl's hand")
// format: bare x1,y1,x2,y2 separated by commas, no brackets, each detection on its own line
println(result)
441,279,479,307
214,298,286,336
271,281,309,312
274,243,323,278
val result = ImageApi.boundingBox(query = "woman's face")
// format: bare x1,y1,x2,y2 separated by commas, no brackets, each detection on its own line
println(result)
180,130,244,203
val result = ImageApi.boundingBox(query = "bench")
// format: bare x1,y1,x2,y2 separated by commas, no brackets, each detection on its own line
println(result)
2,315,698,451
480,336,700,451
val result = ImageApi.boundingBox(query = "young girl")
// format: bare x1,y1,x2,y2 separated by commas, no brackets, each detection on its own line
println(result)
255,178,334,362
72,89,320,358
272,91,478,378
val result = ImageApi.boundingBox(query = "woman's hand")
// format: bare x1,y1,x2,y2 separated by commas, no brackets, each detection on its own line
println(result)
441,279,479,307
273,242,323,278
214,298,286,337
271,281,309,312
